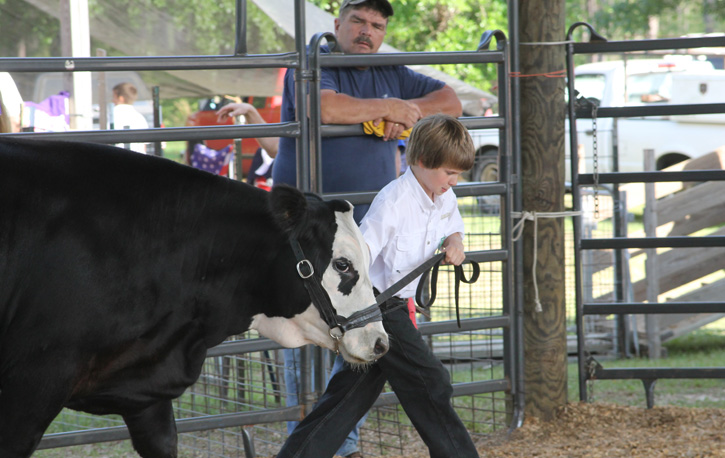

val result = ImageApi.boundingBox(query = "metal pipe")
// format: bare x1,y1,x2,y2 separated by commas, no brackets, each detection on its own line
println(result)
234,0,247,56
566,22,589,402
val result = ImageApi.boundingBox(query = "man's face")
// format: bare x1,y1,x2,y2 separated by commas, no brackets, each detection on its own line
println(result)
334,7,388,54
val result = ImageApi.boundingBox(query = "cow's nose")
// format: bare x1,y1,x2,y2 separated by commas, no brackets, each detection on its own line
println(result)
374,337,389,357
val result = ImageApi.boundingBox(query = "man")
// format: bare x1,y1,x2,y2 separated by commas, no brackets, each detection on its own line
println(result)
272,0,461,221
272,1,462,457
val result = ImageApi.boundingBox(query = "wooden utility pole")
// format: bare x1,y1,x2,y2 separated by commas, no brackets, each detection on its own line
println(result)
519,0,568,420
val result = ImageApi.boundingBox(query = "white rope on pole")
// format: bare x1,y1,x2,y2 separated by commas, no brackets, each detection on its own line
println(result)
512,210,583,313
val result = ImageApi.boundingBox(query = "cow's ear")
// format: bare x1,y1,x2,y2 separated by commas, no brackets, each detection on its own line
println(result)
269,185,308,234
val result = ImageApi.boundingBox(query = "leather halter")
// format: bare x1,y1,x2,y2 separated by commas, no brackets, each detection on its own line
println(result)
290,238,480,338
289,238,383,340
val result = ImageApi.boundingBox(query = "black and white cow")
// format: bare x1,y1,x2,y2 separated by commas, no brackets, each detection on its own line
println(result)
0,138,389,458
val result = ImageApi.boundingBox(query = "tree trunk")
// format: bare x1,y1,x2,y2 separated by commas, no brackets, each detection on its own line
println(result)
518,0,568,421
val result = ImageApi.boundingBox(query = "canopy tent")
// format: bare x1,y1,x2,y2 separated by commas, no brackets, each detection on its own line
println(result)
15,0,285,99
10,0,495,114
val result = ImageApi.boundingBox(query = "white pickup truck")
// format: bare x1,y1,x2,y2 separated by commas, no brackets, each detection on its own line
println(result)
469,56,725,181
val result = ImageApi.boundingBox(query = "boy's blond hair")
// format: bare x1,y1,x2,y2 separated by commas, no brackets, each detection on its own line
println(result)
405,114,475,171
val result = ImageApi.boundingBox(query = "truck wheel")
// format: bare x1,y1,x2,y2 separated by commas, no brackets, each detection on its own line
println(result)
656,153,689,170
473,151,499,182
472,150,500,214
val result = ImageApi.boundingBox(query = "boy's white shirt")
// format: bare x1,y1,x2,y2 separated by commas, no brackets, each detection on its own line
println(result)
360,167,465,299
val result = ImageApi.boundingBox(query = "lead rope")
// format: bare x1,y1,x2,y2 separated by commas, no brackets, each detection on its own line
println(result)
512,210,582,312
414,258,480,328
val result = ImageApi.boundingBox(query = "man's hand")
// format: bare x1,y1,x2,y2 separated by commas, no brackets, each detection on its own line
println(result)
383,98,423,129
374,117,409,141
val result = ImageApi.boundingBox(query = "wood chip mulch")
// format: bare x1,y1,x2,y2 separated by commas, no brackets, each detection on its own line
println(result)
382,402,725,458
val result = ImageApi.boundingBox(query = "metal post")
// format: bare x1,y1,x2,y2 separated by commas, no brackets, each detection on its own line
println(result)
152,86,162,156
566,24,587,402
235,0,247,56
644,148,661,358
96,48,108,130
294,0,310,192
308,34,333,194
292,0,315,416
612,117,628,357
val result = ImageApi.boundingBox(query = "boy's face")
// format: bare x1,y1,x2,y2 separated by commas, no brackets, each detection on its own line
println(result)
413,162,463,199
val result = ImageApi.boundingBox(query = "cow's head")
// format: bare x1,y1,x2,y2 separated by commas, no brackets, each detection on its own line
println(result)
251,186,389,366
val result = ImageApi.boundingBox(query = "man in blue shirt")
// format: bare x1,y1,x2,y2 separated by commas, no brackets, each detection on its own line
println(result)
274,1,462,457
272,0,461,221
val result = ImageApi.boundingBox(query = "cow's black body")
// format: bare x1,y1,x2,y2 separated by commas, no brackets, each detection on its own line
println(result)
0,138,350,457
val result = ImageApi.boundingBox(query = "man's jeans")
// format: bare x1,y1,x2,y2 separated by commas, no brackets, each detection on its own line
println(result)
283,349,367,456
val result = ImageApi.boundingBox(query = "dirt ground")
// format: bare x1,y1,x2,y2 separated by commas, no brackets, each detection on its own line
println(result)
377,402,725,458
38,402,725,457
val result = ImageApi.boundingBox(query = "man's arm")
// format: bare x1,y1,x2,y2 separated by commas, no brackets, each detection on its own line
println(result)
319,89,422,127
408,85,462,119
320,84,462,140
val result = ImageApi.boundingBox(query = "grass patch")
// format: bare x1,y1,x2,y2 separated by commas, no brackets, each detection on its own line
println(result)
665,328,725,355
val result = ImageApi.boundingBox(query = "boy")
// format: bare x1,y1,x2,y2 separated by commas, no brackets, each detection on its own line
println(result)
276,114,479,458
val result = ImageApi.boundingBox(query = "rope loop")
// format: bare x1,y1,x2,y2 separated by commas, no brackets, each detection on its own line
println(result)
512,210,582,313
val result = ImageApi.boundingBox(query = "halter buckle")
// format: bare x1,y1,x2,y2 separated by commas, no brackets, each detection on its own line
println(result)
329,326,344,340
296,259,314,279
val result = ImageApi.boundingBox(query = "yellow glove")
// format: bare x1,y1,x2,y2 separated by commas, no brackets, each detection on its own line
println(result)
362,120,411,140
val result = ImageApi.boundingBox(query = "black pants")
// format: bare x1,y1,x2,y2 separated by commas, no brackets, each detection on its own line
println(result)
276,300,479,458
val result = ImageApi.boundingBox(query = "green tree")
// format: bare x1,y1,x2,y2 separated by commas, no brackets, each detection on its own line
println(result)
565,0,725,41
0,0,60,57
88,0,292,56
310,0,508,94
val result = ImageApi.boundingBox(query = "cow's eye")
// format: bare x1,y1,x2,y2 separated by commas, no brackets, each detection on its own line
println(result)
334,258,351,273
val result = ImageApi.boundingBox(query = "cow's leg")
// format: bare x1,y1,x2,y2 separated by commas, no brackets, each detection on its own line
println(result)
123,399,178,458
0,381,66,458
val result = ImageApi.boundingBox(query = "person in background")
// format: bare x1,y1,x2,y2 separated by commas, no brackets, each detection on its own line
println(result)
276,114,479,458
396,138,408,176
112,82,149,154
215,101,279,187
0,72,24,133
215,101,279,158
272,1,462,456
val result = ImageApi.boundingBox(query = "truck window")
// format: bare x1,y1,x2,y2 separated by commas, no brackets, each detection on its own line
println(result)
627,72,671,104
575,74,606,104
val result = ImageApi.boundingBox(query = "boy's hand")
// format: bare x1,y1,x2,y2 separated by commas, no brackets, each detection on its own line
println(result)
441,233,465,266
